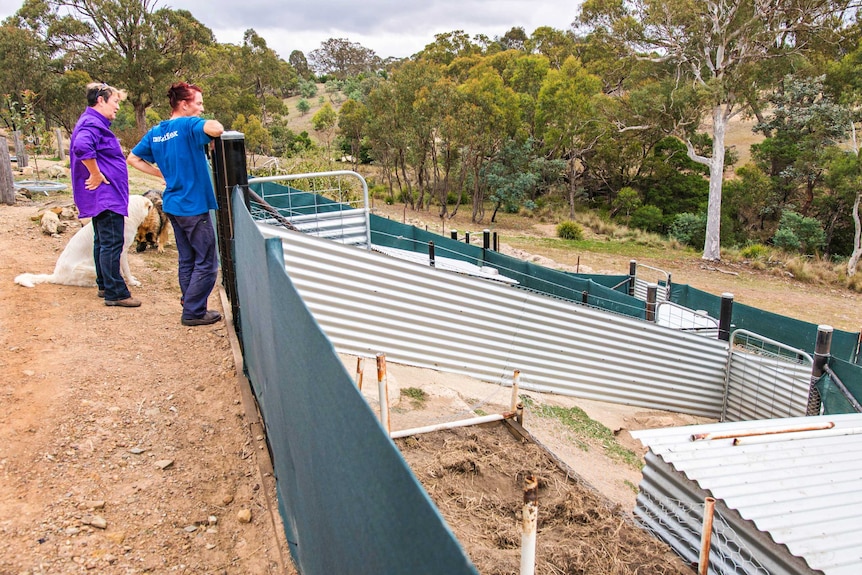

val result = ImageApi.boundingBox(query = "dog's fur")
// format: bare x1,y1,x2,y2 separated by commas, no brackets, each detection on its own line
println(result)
135,189,169,253
14,194,154,288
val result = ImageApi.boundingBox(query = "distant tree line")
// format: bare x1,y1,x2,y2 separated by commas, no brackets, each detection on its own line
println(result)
3,0,862,269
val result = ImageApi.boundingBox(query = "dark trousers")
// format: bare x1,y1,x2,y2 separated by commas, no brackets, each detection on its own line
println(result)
168,213,219,320
92,210,130,301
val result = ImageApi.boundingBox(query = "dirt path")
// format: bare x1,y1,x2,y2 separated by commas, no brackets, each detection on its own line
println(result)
0,200,292,574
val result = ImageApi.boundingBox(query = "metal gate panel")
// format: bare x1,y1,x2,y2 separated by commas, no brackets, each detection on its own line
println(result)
723,330,813,422
259,223,730,417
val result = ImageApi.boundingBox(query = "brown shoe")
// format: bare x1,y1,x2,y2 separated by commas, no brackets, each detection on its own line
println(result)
97,289,106,298
105,297,142,308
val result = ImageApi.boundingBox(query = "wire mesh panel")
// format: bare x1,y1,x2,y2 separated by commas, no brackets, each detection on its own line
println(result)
633,263,671,301
248,171,371,248
636,492,772,575
723,329,813,422
656,301,719,338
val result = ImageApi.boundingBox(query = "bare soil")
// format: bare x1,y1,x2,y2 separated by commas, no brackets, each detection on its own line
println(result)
0,197,293,574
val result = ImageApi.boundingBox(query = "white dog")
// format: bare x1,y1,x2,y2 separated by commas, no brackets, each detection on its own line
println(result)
15,194,154,289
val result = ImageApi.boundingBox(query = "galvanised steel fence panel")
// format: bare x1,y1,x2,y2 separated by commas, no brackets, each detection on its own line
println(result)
258,222,730,417
723,329,813,422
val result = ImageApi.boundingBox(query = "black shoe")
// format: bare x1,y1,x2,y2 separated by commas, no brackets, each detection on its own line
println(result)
181,310,222,326
105,297,142,308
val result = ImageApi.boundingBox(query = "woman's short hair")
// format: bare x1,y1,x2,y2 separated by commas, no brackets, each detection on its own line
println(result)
167,82,203,111
86,82,126,106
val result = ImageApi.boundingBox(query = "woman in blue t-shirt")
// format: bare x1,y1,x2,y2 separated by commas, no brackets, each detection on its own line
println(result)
127,82,225,326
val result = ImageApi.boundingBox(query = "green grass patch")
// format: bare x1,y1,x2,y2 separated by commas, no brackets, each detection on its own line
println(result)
522,396,642,469
400,387,427,408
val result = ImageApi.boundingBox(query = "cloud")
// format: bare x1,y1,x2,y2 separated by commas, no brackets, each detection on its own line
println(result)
0,0,582,59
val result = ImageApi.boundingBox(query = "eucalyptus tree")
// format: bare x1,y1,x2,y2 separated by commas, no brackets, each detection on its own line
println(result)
416,30,483,65
578,0,857,261
337,98,368,169
826,37,862,273
752,75,851,216
535,56,605,217
25,0,214,133
308,38,380,79
525,26,577,69
456,64,521,222
240,29,293,123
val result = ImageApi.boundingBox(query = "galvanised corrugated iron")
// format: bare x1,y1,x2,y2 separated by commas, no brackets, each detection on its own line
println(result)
258,222,730,417
633,414,862,575
724,344,813,422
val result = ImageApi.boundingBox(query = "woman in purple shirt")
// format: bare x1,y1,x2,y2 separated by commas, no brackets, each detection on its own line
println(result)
70,82,140,307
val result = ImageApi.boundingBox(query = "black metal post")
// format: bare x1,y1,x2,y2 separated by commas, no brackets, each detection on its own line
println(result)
465,231,470,245
450,229,457,240
646,283,658,322
429,241,435,267
483,229,490,249
493,232,499,251
211,131,248,336
718,293,734,342
628,259,637,297
807,325,833,416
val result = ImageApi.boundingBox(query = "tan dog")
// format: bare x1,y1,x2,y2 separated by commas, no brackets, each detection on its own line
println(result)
14,194,153,288
135,189,169,253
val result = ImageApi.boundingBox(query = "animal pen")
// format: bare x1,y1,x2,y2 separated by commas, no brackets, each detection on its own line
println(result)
209,133,862,575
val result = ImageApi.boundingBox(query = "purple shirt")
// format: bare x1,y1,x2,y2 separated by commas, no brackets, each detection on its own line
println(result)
69,106,129,218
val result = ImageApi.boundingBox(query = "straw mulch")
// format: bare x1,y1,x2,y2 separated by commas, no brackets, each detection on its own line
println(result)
396,423,691,575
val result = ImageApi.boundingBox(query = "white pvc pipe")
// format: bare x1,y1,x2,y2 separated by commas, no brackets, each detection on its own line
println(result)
520,475,538,575
390,413,507,439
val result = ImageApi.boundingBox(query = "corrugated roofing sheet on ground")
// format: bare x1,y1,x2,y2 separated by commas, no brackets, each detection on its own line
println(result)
633,413,862,575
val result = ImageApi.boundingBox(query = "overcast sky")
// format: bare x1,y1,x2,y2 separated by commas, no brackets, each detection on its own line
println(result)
0,0,584,60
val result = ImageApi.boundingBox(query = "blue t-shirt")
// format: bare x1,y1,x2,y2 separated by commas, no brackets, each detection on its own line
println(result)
131,116,217,216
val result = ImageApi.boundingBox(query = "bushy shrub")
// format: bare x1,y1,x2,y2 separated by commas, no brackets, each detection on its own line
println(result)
772,227,801,252
557,220,584,241
740,243,770,260
629,205,663,233
669,212,706,248
772,211,826,255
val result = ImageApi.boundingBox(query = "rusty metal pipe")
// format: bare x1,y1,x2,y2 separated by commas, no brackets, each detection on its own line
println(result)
511,369,521,412
690,421,834,441
376,353,390,435
698,497,716,575
355,356,364,391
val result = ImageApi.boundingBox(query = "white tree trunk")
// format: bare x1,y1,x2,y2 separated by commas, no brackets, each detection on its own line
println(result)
702,105,728,261
848,193,862,276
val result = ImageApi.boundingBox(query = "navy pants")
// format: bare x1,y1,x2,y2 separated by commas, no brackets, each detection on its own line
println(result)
168,213,219,320
92,210,130,301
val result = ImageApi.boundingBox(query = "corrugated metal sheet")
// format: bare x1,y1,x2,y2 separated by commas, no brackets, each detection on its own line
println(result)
724,349,813,422
258,222,730,417
633,414,862,575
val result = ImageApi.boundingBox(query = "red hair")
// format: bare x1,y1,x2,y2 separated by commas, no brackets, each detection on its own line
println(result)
167,82,202,111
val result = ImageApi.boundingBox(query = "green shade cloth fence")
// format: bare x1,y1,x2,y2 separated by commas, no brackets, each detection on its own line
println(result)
232,189,478,575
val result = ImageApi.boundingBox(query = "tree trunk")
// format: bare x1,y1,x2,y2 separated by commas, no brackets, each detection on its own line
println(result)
702,105,728,261
135,102,147,134
847,193,862,276
0,136,15,205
